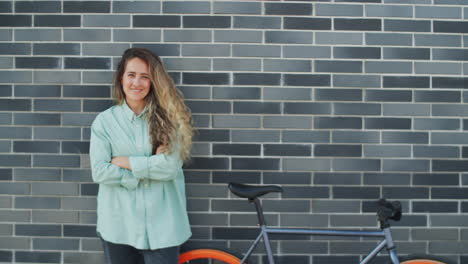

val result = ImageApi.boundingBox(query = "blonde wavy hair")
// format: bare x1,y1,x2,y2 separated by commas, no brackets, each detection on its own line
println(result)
113,48,194,162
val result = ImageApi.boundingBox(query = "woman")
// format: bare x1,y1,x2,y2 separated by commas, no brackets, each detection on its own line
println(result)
90,48,194,264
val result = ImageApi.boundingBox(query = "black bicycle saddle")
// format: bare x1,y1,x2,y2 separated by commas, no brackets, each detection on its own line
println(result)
228,182,283,199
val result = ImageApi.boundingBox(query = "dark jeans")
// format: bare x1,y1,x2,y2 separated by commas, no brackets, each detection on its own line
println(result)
100,237,179,264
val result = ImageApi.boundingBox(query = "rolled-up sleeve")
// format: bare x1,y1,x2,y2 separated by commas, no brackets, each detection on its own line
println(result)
90,116,139,190
129,148,182,181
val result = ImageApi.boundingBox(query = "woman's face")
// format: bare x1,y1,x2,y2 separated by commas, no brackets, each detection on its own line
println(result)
121,57,151,105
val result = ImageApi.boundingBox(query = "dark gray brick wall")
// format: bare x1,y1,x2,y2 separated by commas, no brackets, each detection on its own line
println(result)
1,1,467,263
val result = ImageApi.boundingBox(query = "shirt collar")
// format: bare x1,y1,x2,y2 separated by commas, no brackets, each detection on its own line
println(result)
122,100,147,122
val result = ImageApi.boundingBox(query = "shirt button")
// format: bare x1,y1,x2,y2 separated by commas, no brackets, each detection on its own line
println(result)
144,182,149,187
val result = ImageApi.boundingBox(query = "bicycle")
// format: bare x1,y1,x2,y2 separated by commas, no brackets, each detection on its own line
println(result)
179,182,451,264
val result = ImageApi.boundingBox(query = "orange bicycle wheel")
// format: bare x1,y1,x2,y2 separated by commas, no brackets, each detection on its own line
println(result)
179,249,242,264
400,260,448,264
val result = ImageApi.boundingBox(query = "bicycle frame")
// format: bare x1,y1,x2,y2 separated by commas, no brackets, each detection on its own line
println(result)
239,198,400,264
239,225,400,264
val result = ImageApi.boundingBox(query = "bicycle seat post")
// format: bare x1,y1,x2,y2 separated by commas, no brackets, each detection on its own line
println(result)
250,198,266,226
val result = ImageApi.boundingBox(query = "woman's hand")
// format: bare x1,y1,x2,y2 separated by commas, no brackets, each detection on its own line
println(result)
111,156,131,170
156,145,168,155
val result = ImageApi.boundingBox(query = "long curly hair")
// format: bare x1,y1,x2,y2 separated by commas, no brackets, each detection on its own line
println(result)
113,48,193,162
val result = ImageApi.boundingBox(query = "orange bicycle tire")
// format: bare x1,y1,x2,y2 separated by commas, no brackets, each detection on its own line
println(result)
179,249,242,264
400,260,448,264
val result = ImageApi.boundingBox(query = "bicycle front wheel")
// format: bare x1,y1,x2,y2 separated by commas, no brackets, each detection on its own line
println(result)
397,255,452,264
179,249,242,264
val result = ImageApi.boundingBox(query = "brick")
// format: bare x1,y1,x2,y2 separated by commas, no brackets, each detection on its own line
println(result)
134,15,180,28
316,89,362,102
15,85,60,98
365,61,412,74
364,145,411,158
414,173,459,186
0,113,11,124
84,14,130,27
179,86,210,100
14,168,61,181
385,19,431,32
0,141,10,153
383,104,430,116
280,241,328,254
433,77,468,89
433,160,468,172
263,88,312,101
284,74,330,87
82,43,129,57
415,34,461,47
15,1,60,13
212,171,261,184
335,19,381,31
113,2,160,13
364,173,410,185
0,237,30,250
194,129,229,142
264,116,312,129
34,155,80,168
61,197,96,210
213,115,260,128
0,15,31,27
35,15,81,27
370,5,414,17
0,183,29,195
64,1,109,13
433,104,468,117
32,183,78,196
334,74,380,88
414,145,459,158
231,130,279,143
214,2,261,14
282,131,329,143
0,57,12,69
264,172,311,185
134,44,179,57
0,127,31,139
233,44,281,58
64,29,111,42
114,29,161,42
0,251,11,262
234,73,280,86
415,62,462,75
316,3,362,16
34,99,81,112
213,59,260,72
333,187,380,199
315,117,362,129
182,44,230,57
383,132,428,144
435,21,468,34
283,186,328,199
64,225,96,237
212,144,260,156
16,224,61,236
164,30,211,42
63,85,110,98
331,217,377,228
264,201,311,213
266,31,313,44
16,57,60,69
0,43,30,55
366,90,412,102
183,73,229,85
0,2,11,12
83,99,113,112
163,1,210,14
234,102,280,114
15,29,61,41
315,60,362,73
0,85,11,97
0,99,30,111
233,16,281,29
332,131,380,143
316,32,362,45
283,158,331,171
16,252,61,263
384,47,430,60
383,160,430,172
432,132,468,144
334,103,380,115
315,145,361,157
416,6,461,19
431,215,468,227
187,101,230,114
215,30,262,43
14,113,60,126
264,144,311,157
14,141,59,153
366,32,412,46
433,48,468,61
34,43,79,55
283,17,331,30
34,127,81,140
33,238,79,250
0,71,32,83
312,200,360,213
265,3,312,16
335,47,380,59
283,102,331,115
183,16,230,28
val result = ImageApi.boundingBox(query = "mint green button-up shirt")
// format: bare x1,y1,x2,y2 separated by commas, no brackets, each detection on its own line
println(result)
90,101,191,250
